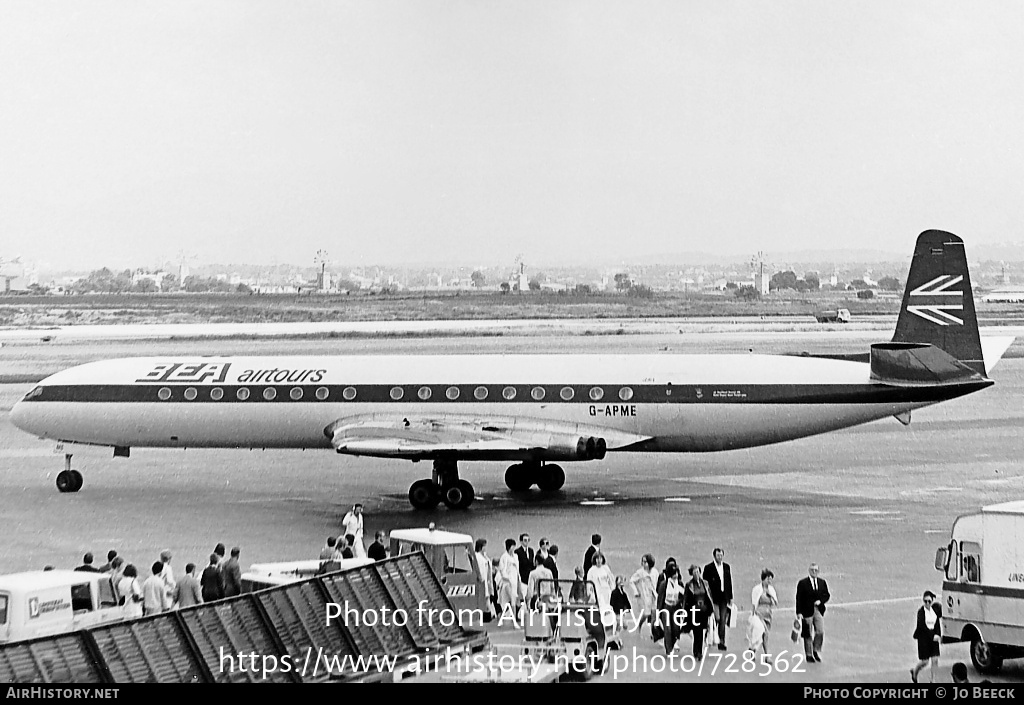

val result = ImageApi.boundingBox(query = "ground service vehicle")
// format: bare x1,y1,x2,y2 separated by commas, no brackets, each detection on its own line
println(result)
520,578,622,681
0,570,122,643
389,526,489,625
240,558,373,592
813,308,851,323
935,500,1024,673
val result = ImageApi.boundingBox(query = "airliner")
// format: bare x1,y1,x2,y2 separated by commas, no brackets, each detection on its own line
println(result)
10,231,1014,510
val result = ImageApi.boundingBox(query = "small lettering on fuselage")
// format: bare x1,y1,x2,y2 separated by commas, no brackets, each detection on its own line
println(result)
1010,572,1024,583
589,404,636,417
136,362,232,384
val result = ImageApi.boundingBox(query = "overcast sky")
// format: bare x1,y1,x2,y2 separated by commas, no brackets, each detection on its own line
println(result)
3,1,1024,271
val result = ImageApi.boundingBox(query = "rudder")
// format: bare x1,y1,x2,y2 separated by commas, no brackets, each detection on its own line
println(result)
892,230,984,375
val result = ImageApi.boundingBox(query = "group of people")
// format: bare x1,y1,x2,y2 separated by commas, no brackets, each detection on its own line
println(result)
69,544,244,618
317,504,390,562
468,535,832,665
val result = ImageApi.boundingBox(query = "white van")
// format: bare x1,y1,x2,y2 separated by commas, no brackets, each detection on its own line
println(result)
935,500,1024,674
0,570,124,643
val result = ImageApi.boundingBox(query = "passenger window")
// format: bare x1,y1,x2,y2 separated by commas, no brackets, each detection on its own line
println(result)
959,541,981,582
71,583,93,612
98,579,117,608
0,594,7,624
963,554,981,583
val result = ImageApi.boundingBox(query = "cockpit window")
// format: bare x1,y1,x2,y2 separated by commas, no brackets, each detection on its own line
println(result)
23,387,43,401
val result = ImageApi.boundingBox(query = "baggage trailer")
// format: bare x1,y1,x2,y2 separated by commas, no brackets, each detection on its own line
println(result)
935,500,1024,674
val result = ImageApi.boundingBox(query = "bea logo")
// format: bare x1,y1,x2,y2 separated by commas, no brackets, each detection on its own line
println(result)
29,597,39,619
136,362,231,384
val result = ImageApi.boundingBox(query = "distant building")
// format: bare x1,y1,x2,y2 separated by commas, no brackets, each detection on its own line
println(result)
131,270,170,291
754,270,770,296
982,288,1024,303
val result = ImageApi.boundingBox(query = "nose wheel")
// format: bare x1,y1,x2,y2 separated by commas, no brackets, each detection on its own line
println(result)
408,460,474,510
56,455,83,493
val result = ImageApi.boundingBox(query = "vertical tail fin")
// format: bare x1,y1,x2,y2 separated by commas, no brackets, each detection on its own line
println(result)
892,230,985,375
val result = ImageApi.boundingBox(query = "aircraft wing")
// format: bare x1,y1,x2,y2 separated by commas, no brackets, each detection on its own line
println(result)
325,413,651,461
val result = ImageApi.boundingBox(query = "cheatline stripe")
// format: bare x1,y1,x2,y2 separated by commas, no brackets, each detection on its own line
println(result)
23,382,988,405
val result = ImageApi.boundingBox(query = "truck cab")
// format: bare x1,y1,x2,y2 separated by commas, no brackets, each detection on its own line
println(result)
0,570,123,644
935,500,1024,674
389,526,488,625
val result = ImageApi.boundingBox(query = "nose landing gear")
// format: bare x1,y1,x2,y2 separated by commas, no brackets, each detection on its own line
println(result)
56,454,83,493
408,459,475,510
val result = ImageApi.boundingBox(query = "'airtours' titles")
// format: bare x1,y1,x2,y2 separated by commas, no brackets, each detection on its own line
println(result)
237,368,327,384
136,362,326,385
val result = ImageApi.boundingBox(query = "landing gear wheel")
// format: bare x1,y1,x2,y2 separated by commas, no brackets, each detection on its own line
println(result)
443,479,475,510
536,464,565,492
409,479,440,510
505,464,534,492
56,471,75,493
971,638,1003,674
69,470,83,492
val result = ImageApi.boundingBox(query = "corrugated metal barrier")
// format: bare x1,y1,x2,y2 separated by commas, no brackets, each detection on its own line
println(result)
0,553,487,683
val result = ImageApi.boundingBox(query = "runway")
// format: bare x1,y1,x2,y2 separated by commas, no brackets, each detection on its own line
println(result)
1,330,1022,683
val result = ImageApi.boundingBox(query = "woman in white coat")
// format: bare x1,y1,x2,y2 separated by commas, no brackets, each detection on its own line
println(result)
629,553,659,629
587,551,615,615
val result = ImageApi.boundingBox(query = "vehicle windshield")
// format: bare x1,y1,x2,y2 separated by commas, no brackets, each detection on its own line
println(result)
536,579,597,606
0,594,7,624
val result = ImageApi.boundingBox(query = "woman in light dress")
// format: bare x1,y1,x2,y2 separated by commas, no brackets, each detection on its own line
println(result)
586,551,615,615
117,564,144,619
746,568,778,656
629,553,659,630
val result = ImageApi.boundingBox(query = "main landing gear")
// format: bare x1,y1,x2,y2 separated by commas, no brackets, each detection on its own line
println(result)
504,462,565,493
408,459,475,511
55,454,83,493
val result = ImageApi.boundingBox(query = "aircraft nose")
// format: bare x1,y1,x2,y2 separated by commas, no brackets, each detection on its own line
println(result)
10,399,30,432
10,387,44,435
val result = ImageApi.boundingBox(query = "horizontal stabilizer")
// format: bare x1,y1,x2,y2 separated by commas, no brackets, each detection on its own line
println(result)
869,343,988,386
981,336,1015,373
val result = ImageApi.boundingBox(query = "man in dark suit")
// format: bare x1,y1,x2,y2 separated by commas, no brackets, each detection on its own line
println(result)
514,534,534,604
583,534,602,575
74,552,100,572
221,547,243,598
367,531,388,561
795,563,830,662
702,547,733,651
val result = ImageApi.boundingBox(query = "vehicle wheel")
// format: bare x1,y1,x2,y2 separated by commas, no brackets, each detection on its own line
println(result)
409,479,440,510
69,470,83,492
536,464,565,492
971,638,1004,674
56,470,75,493
583,643,599,681
505,464,533,492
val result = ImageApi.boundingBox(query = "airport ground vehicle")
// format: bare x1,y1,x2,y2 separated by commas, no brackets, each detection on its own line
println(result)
520,578,622,681
935,500,1024,674
389,526,489,624
240,557,373,592
0,570,122,643
813,308,851,323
